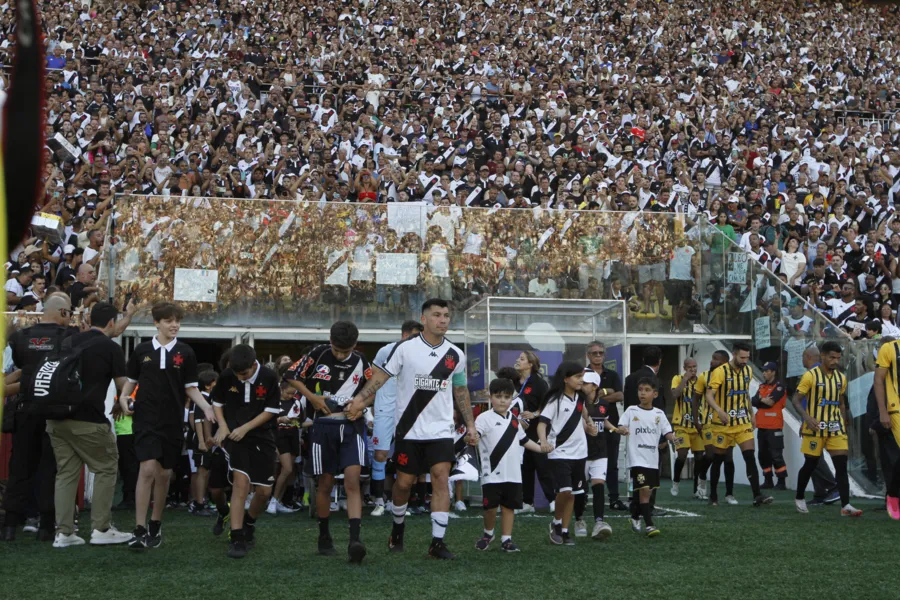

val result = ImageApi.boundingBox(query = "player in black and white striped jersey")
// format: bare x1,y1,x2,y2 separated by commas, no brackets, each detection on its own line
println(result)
474,378,549,552
285,322,372,563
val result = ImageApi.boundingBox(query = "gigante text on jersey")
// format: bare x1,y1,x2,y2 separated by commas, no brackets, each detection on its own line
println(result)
414,375,450,392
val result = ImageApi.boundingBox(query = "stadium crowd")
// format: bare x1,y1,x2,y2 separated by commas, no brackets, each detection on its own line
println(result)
1,0,898,335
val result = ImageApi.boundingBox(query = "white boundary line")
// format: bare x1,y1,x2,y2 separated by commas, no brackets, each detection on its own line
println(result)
448,505,702,520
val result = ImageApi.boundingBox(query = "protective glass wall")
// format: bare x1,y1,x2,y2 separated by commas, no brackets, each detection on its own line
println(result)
109,195,735,334
463,297,627,402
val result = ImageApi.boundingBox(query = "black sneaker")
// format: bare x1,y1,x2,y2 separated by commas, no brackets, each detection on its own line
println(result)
760,478,775,490
775,480,787,491
753,494,774,507
388,523,404,553
213,513,229,536
501,539,520,553
318,535,337,556
228,540,247,559
609,499,629,511
548,523,564,545
127,526,148,549
427,538,456,560
562,532,575,546
348,540,367,564
244,524,256,549
475,532,494,551
145,528,162,549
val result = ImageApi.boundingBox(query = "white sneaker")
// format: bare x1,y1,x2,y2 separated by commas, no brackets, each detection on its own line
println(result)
841,504,863,517
53,532,86,548
266,498,277,515
275,501,298,514
574,519,588,537
671,482,680,497
697,480,708,498
549,501,556,512
385,501,394,513
90,527,132,545
23,517,39,533
339,499,348,511
795,499,809,514
725,495,739,505
516,503,535,515
592,520,612,539
447,512,461,519
371,504,385,517
329,501,339,512
631,518,642,533
454,500,467,512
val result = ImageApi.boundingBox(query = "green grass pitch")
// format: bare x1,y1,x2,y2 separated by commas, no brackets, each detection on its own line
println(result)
1,485,895,600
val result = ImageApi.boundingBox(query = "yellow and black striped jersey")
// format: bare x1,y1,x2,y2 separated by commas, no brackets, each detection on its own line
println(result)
876,341,900,415
693,370,712,424
670,374,696,427
796,366,847,437
707,362,753,426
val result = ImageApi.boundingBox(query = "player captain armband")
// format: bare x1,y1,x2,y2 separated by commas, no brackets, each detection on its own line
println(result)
452,372,467,386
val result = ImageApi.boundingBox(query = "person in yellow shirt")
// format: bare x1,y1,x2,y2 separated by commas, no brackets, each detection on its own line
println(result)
705,342,774,507
873,339,900,520
791,341,862,516
670,358,705,498
692,350,731,502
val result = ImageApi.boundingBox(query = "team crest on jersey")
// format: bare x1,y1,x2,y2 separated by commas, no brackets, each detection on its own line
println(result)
255,384,267,398
524,386,532,395
809,441,818,451
444,355,457,370
655,416,660,424
599,406,607,415
313,365,331,381
229,386,239,393
352,374,360,384
372,437,379,446
717,436,725,444
633,416,640,421
173,353,184,367
143,355,152,363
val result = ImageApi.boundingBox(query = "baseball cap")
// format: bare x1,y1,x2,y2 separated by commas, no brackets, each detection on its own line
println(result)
583,371,602,387
63,244,76,255
762,362,778,372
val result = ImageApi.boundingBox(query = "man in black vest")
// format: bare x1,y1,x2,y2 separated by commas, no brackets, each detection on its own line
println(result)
2,295,76,541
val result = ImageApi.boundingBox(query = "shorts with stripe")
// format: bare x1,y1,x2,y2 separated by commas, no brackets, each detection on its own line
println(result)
222,437,277,488
309,419,367,476
550,458,586,495
586,458,608,482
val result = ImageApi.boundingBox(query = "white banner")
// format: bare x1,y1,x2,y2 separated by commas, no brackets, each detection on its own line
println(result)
376,253,418,285
727,252,748,284
173,268,218,303
755,316,771,349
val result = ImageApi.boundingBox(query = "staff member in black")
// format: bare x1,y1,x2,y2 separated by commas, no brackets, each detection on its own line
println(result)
585,341,626,511
512,350,552,512
1,295,75,542
624,346,664,410
211,344,281,559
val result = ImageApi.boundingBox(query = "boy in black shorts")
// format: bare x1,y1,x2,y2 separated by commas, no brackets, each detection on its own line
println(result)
211,344,281,559
188,370,218,516
120,302,216,549
474,379,548,552
268,382,303,515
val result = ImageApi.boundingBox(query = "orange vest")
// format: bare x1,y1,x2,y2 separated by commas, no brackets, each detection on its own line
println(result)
754,381,787,430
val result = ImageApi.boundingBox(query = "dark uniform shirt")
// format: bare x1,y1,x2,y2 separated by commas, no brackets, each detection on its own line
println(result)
586,397,611,460
126,337,199,437
284,344,371,419
8,323,78,401
64,329,127,424
211,362,281,443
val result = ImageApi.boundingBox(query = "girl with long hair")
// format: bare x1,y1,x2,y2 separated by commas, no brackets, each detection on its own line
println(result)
512,351,553,513
536,362,597,546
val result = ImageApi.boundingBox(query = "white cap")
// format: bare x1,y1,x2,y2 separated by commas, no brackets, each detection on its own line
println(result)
583,371,602,387
63,244,76,255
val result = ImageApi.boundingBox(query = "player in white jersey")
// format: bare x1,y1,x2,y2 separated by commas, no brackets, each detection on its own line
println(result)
536,362,598,547
474,378,548,552
346,299,477,560
619,377,674,538
370,320,423,517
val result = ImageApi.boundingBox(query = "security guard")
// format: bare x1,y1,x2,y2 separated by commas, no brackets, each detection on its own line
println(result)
752,362,788,490
2,295,77,541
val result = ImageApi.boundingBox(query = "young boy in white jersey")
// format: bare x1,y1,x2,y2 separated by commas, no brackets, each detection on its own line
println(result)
619,377,674,537
474,378,549,552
